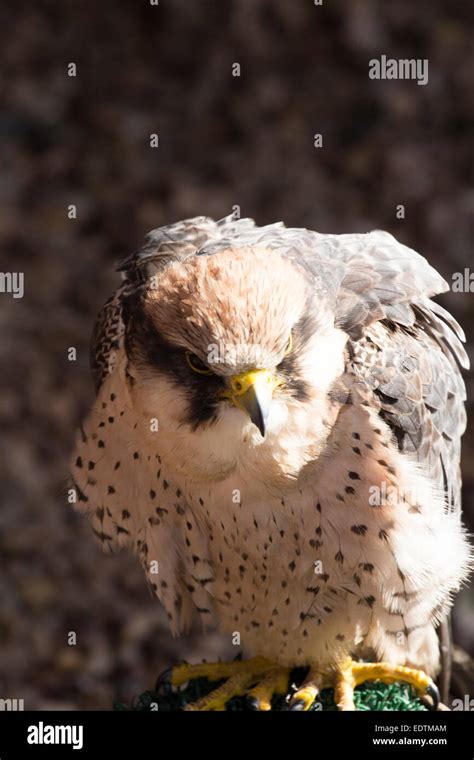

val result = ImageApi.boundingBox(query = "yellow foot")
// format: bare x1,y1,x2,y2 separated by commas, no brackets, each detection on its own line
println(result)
333,658,440,711
288,666,324,711
163,657,290,711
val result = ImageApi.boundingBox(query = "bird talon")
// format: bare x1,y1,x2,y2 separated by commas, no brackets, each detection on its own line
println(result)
288,671,321,711
334,658,439,711
246,696,261,711
288,698,307,711
155,666,173,691
167,657,289,711
422,682,440,711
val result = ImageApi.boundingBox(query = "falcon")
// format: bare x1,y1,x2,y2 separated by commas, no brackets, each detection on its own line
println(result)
71,215,471,710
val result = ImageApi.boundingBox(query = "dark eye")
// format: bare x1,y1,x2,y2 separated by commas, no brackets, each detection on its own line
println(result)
185,351,213,375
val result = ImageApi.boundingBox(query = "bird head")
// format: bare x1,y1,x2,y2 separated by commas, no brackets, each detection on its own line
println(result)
125,247,347,480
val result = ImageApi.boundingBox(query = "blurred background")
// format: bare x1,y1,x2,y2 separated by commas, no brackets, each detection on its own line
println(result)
0,0,473,709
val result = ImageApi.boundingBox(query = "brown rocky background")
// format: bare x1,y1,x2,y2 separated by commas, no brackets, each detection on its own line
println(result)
0,0,473,709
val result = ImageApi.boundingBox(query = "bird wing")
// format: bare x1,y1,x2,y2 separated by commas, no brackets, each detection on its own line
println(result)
299,229,468,514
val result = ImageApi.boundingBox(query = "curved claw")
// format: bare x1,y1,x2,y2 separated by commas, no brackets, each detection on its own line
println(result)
423,681,440,711
288,679,320,711
246,696,261,711
155,666,174,692
288,698,307,711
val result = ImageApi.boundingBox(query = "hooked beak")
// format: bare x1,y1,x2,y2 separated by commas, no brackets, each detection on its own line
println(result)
228,369,275,437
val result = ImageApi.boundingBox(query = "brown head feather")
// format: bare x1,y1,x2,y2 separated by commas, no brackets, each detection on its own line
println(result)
144,248,310,372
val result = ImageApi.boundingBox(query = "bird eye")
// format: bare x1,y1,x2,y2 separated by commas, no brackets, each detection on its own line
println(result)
185,351,213,375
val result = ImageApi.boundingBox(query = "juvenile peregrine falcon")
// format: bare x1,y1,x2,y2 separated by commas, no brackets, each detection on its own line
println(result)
71,215,471,710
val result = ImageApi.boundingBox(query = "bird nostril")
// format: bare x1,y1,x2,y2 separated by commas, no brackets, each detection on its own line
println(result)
235,381,242,392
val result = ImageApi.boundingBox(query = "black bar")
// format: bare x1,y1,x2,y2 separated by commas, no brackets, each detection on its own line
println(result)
0,710,472,758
